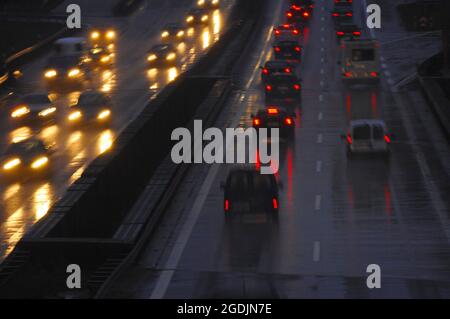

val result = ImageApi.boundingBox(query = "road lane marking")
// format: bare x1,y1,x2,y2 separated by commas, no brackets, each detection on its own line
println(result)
318,112,323,120
313,241,321,262
315,195,322,210
320,69,325,74
320,81,324,87
319,94,324,102
316,160,322,173
317,133,323,143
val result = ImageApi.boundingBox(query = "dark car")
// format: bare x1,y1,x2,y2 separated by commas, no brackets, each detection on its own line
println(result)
10,93,56,126
261,60,296,83
186,8,210,26
44,56,85,90
265,74,302,102
290,0,314,13
273,40,302,62
286,7,312,26
252,106,296,138
160,23,186,42
221,167,280,220
332,7,354,27
86,46,114,68
68,91,112,127
197,0,220,10
147,44,178,68
0,138,52,181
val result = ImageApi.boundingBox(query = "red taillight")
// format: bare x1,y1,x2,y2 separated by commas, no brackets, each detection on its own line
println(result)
370,71,378,77
346,12,353,17
295,46,301,52
384,135,391,143
225,199,229,211
283,24,290,28
284,67,291,73
303,12,310,17
337,31,345,36
353,31,361,36
266,85,272,91
274,47,281,52
272,198,278,209
263,68,269,75
291,5,300,11
332,13,339,17
275,30,280,35
293,84,301,90
287,12,293,18
292,29,299,35
284,117,293,126
253,118,261,126
344,72,352,77
347,134,353,144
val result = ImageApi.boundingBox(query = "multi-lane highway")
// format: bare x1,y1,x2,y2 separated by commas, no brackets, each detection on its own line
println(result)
104,0,450,298
0,0,232,261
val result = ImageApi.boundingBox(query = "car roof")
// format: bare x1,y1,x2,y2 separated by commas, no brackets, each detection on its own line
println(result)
350,119,387,127
264,60,292,68
189,8,207,14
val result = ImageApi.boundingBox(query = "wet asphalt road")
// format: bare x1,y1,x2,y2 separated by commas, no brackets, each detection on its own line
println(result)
105,0,450,298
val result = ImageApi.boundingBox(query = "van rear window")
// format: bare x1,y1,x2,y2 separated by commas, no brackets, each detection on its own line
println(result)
352,49,375,62
353,125,371,140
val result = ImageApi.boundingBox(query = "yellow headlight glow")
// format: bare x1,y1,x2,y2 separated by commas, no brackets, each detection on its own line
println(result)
31,156,49,170
11,106,30,118
68,111,82,121
161,31,169,38
45,70,57,78
100,55,111,63
38,107,56,117
91,31,100,39
201,15,209,22
106,30,116,39
147,54,157,62
177,30,185,37
186,16,194,23
3,158,21,171
166,53,176,61
97,110,111,120
68,68,81,77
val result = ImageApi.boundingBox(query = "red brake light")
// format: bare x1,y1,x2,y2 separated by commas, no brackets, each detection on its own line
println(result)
346,12,353,17
272,198,278,209
347,134,353,144
253,118,261,126
293,84,301,90
384,135,391,143
337,31,345,36
225,199,229,211
267,107,279,115
285,117,293,126
266,85,272,91
353,31,361,36
292,29,299,35
303,12,310,17
283,24,290,28
287,12,293,18
274,47,281,52
295,46,301,52
370,71,378,77
284,67,291,73
344,72,352,77
332,13,339,17
262,68,269,75
275,30,280,35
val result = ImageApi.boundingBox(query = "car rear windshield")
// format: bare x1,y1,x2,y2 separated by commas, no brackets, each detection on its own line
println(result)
353,125,371,140
352,49,375,62
269,76,297,85
23,95,50,104
228,172,251,198
372,125,384,140
78,94,103,106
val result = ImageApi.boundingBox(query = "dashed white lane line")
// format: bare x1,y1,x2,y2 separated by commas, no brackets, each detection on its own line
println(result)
319,94,324,102
321,58,325,63
320,47,325,52
320,68,325,74
317,133,323,143
318,112,323,120
315,195,322,210
320,81,324,87
313,241,321,262
321,37,325,42
321,17,325,21
316,160,322,173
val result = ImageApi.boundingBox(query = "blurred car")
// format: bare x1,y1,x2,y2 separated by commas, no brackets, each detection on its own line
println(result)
221,167,280,220
85,46,114,68
273,24,301,40
186,8,210,26
261,60,296,83
10,93,56,126
68,91,112,127
286,7,311,26
265,74,302,102
160,23,186,42
44,56,85,90
89,28,116,49
0,138,52,180
252,106,295,138
147,44,178,68
343,119,391,157
197,0,220,9
273,40,302,62
334,0,353,9
336,22,361,41
332,7,354,27
0,59,8,87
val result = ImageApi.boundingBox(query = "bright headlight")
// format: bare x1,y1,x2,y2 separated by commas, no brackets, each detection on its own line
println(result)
147,54,157,62
212,0,219,4
198,0,205,6
68,111,82,121
45,69,57,78
201,15,209,22
91,31,100,39
68,68,81,77
38,107,56,117
97,109,111,120
11,106,30,118
177,30,185,37
3,158,21,171
161,31,169,38
100,55,111,63
186,16,194,23
106,30,116,39
31,156,49,170
166,53,176,61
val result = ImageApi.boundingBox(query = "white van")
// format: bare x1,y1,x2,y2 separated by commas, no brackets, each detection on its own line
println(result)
343,119,391,156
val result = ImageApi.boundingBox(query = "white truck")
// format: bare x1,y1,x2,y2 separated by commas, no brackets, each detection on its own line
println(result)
340,39,380,82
